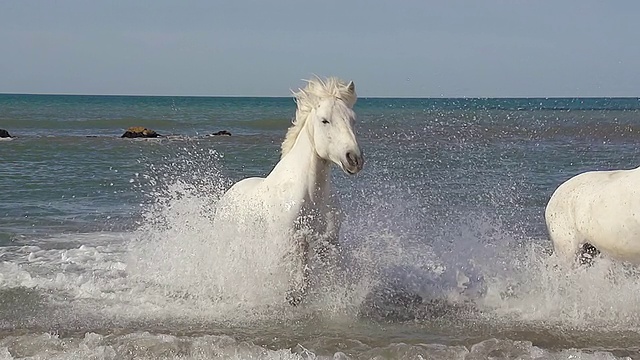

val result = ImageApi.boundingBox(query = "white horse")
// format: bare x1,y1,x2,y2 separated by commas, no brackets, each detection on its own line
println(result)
545,166,640,265
213,77,364,305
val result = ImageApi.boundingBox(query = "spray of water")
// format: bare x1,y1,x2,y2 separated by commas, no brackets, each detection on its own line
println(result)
124,143,460,323
125,144,299,323
120,141,640,335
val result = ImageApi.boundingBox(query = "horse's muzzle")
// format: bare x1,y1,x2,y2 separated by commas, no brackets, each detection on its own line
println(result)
342,151,364,174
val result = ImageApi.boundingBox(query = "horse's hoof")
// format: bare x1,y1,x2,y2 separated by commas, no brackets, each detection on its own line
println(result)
286,290,305,306
578,243,600,266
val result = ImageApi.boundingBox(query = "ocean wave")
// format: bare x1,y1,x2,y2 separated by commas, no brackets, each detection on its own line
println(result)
0,117,183,130
0,332,629,360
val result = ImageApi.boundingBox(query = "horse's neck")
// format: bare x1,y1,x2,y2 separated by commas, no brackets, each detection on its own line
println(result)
275,124,331,205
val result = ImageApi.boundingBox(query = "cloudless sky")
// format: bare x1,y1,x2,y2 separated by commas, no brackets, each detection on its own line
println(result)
1,1,639,97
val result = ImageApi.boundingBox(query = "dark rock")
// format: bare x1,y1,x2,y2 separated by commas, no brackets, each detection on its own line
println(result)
359,281,477,322
209,130,232,136
359,283,424,322
0,129,12,138
121,127,160,138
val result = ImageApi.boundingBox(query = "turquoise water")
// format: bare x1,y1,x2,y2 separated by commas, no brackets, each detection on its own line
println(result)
2,94,640,358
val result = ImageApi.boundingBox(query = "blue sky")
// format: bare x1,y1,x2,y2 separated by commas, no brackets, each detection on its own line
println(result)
1,1,638,97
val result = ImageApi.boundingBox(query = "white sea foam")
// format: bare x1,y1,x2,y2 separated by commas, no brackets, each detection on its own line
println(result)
0,332,630,360
478,241,640,329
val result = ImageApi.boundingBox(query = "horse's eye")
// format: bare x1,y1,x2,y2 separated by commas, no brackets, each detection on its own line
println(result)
321,118,330,124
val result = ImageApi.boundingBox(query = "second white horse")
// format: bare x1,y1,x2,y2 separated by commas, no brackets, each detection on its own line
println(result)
545,166,640,265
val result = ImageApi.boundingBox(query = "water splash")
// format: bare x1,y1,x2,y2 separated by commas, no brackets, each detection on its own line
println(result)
124,143,463,322
477,240,640,330
122,143,639,331
125,144,300,322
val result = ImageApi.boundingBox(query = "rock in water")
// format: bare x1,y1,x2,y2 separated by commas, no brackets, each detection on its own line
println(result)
359,281,477,321
121,127,160,138
0,129,12,138
209,130,232,136
359,283,424,322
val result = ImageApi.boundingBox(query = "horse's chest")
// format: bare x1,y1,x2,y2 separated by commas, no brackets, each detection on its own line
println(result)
244,180,330,234
290,200,327,233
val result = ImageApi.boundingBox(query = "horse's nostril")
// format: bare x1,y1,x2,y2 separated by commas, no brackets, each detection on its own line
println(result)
346,152,358,167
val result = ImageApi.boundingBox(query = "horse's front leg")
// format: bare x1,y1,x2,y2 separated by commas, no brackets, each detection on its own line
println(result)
316,206,342,270
286,232,310,306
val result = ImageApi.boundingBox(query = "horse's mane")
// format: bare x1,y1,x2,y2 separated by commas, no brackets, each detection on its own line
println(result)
281,76,357,158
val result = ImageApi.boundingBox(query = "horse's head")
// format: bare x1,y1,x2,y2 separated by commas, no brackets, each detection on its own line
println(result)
309,81,364,175
282,77,364,174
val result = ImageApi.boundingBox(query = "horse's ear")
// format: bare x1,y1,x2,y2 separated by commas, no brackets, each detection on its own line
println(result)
347,81,355,94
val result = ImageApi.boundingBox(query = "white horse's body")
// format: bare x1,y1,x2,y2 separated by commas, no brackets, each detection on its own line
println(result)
213,77,363,305
545,166,640,264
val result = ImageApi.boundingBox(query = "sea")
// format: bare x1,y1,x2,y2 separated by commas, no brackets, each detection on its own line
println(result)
1,94,640,359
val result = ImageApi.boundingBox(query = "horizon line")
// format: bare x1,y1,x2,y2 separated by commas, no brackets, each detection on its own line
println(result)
1,92,639,100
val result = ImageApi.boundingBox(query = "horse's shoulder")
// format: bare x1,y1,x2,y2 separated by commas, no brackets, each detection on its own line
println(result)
553,171,595,195
224,177,265,198
564,169,640,209
577,169,638,192
235,177,264,187
562,169,622,189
